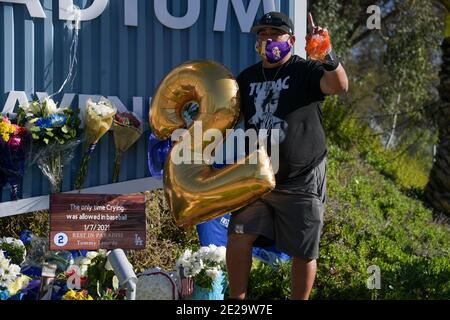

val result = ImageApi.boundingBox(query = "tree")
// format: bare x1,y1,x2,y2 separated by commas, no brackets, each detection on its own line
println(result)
308,1,450,213
310,0,442,145
425,1,450,215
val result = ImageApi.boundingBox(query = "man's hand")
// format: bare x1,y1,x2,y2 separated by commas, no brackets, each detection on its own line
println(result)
306,13,349,95
305,13,332,62
306,13,329,47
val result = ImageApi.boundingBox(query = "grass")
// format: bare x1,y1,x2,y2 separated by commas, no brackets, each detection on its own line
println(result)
313,145,450,299
245,143,450,300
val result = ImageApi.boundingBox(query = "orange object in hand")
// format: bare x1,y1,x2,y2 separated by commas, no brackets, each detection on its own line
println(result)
306,30,332,61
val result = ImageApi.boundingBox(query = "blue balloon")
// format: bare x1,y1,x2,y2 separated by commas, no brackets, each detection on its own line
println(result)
69,250,87,258
147,133,172,178
19,230,33,245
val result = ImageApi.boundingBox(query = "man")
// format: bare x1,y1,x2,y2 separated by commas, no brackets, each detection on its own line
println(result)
226,11,348,300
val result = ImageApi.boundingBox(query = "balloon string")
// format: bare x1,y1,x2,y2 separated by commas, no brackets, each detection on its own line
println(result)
10,183,19,201
48,6,81,101
87,143,97,155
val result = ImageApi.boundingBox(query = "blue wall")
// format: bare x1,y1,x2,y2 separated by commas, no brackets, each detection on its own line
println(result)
0,0,296,202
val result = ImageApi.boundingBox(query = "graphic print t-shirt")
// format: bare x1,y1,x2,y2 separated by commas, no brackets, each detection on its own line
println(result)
237,55,327,190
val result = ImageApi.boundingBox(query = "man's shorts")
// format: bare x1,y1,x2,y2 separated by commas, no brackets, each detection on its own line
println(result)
228,158,327,260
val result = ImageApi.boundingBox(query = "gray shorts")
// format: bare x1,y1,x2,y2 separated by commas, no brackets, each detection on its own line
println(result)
228,158,327,260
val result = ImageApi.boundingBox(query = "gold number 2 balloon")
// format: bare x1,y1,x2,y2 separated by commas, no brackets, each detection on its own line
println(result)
149,60,275,227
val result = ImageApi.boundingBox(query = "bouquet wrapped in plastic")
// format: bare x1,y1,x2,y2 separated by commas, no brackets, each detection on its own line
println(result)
305,28,332,61
176,245,227,293
0,116,30,200
111,112,143,183
74,98,116,190
0,237,27,265
0,250,30,300
17,99,81,193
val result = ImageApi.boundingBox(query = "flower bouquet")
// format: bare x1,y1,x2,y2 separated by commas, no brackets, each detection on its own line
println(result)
112,112,143,183
176,245,227,300
0,250,30,300
0,116,30,200
74,98,116,190
65,250,123,300
17,99,81,193
305,28,332,61
0,237,27,266
2,231,127,301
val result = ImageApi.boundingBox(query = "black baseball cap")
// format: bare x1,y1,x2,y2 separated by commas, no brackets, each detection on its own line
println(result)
251,12,294,35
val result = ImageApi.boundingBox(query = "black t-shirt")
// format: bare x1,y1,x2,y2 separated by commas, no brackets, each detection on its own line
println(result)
237,55,328,190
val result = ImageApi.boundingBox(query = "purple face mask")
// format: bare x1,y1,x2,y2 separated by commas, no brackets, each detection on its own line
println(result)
256,39,292,64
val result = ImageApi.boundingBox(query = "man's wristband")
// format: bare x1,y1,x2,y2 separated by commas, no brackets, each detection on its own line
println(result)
322,49,340,71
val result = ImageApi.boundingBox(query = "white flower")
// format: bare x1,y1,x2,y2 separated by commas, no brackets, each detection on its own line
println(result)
87,98,117,118
0,237,24,247
86,251,99,260
8,263,20,276
44,98,59,114
209,246,226,264
70,255,92,278
0,250,22,289
19,101,30,113
105,260,114,271
112,276,119,290
176,249,194,271
0,258,9,270
75,257,91,266
190,258,205,276
7,275,30,296
98,249,108,257
208,244,218,251
176,246,227,283
197,246,210,258
79,265,89,277
19,101,41,118
1,278,14,288
179,249,192,261
206,268,220,280
0,238,27,264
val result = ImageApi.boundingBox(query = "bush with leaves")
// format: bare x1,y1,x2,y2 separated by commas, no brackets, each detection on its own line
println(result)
247,260,291,300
